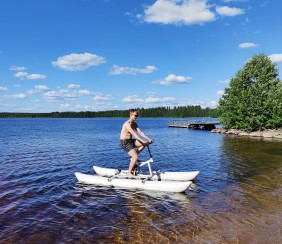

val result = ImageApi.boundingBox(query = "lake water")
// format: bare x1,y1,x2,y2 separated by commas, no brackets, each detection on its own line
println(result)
0,118,281,243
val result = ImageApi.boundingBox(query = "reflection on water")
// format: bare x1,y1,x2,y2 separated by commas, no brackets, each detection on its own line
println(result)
0,118,281,243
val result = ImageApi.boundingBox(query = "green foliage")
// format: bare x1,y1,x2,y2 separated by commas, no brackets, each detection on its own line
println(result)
0,105,218,118
218,53,282,131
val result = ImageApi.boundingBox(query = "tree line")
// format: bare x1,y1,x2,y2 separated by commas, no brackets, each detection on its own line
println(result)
0,105,218,118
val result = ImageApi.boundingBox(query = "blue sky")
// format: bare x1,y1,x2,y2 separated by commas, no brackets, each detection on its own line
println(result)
0,0,281,112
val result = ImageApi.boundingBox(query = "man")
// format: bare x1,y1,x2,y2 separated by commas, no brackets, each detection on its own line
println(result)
120,109,153,176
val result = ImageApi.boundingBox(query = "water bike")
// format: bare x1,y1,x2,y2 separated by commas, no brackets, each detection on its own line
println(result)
75,144,199,193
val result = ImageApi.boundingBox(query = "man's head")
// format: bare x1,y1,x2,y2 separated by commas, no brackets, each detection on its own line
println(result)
129,109,139,119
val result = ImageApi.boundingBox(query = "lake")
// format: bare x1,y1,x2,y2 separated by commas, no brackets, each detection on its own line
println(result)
0,118,281,243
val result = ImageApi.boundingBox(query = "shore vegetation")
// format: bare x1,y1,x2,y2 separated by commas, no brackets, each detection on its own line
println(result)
217,53,282,132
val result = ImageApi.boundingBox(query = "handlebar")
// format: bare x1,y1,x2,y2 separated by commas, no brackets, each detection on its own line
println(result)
146,143,153,158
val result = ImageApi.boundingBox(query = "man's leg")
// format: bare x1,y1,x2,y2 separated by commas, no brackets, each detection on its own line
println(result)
134,140,146,155
127,149,138,176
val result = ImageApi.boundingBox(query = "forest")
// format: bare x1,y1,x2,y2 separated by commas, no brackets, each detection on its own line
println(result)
0,105,218,118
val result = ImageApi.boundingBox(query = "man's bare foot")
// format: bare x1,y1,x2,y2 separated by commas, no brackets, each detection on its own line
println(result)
126,173,134,177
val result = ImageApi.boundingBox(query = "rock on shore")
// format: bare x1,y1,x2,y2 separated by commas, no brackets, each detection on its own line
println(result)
211,128,282,139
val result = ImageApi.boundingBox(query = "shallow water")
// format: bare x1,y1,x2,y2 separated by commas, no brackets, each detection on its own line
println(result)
0,118,281,243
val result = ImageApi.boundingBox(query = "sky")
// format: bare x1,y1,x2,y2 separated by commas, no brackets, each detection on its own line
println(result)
0,0,281,113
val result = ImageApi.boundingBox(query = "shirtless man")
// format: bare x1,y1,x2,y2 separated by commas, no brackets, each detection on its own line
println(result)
120,109,153,176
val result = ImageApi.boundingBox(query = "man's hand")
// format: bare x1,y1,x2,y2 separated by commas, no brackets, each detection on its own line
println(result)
147,139,154,144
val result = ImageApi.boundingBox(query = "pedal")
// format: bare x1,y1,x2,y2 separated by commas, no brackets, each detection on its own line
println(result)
132,164,140,176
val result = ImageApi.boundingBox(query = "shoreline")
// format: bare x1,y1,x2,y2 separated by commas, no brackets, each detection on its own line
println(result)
211,128,282,139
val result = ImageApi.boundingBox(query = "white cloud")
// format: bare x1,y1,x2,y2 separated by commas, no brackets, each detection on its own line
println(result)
216,6,245,16
153,74,192,85
217,90,225,96
208,101,217,108
121,95,219,109
145,96,175,103
79,89,92,95
14,71,47,80
223,0,248,2
42,87,110,102
35,85,49,91
60,103,72,109
122,94,175,104
14,72,28,79
238,42,259,48
140,0,216,25
122,95,144,103
191,100,217,108
268,53,282,64
26,90,36,95
0,86,8,92
43,89,78,101
42,86,105,102
26,74,47,80
52,52,106,71
218,79,230,83
27,85,49,94
109,65,157,75
4,93,26,99
10,66,27,71
68,84,81,89
60,103,91,111
93,93,112,101
59,103,99,112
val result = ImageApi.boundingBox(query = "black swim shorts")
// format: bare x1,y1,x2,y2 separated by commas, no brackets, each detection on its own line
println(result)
120,139,136,153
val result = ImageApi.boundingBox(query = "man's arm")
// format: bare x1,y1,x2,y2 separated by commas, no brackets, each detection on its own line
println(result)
125,123,147,144
136,127,153,143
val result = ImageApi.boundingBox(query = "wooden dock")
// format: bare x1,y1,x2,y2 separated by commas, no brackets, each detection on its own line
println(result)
168,120,220,130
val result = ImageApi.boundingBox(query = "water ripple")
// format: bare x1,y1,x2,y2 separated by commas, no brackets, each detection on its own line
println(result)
0,118,281,243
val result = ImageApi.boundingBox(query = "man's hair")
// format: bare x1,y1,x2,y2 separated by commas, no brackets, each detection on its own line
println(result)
129,109,138,115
